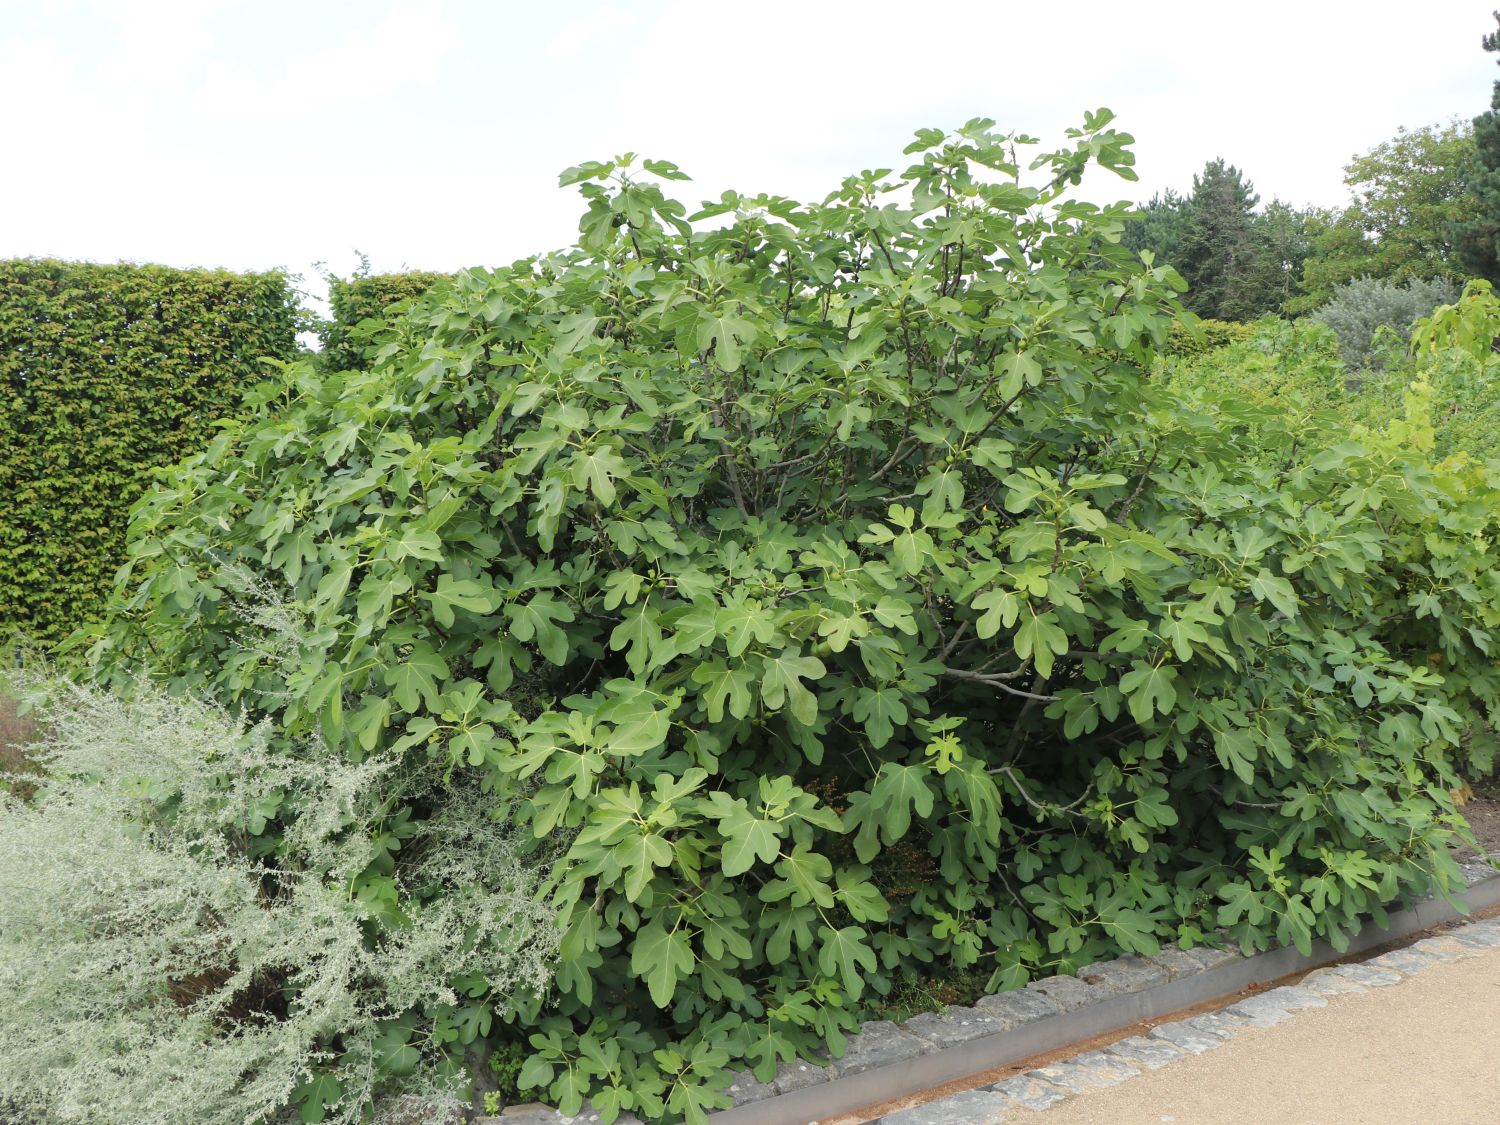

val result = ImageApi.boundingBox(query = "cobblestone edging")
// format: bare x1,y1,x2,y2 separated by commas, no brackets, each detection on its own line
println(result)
484,859,1500,1125
867,916,1500,1124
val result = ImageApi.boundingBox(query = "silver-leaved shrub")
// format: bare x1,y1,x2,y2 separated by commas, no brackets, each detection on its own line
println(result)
0,668,557,1124
1310,274,1460,369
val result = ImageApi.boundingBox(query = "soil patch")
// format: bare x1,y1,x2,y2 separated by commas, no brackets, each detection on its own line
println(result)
1455,791,1500,864
0,693,41,798
0,690,39,781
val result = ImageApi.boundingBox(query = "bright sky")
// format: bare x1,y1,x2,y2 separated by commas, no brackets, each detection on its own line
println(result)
2,0,1496,306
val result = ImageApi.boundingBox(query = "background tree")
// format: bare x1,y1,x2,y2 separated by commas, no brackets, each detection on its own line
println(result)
1175,159,1263,320
1457,12,1500,284
1242,199,1317,313
1298,122,1477,307
1125,163,1314,321
1121,188,1189,267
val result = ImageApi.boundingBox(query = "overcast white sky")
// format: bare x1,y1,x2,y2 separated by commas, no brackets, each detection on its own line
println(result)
2,0,1496,306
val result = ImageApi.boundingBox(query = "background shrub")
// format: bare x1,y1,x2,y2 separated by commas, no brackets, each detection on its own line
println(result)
317,269,451,372
1160,316,1254,359
82,117,1500,1123
1310,274,1460,368
1171,283,1500,463
0,260,303,644
1158,318,1350,439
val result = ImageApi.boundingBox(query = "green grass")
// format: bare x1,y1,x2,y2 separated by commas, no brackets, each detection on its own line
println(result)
872,965,997,1022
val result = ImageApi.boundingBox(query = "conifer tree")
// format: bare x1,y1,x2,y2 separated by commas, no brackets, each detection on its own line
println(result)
1457,12,1500,284
1125,163,1312,321
1176,159,1263,320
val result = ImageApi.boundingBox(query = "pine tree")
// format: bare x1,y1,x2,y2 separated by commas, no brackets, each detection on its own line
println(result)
1176,159,1263,320
1121,188,1189,266
1457,13,1500,284
1124,164,1314,321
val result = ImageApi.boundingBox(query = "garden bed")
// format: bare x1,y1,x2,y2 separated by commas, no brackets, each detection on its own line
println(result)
1454,775,1500,863
0,689,37,788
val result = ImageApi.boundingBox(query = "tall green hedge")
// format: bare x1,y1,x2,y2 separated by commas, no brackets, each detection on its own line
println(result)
317,272,450,372
0,260,302,643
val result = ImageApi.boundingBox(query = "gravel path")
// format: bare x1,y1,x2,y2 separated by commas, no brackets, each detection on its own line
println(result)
867,914,1500,1125
1028,931,1500,1124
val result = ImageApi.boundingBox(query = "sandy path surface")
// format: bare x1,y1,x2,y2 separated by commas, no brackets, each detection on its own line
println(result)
1033,945,1500,1125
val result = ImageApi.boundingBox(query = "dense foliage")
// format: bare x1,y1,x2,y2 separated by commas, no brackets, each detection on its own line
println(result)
81,117,1500,1122
1163,284,1500,464
1157,318,1349,435
0,259,302,643
318,269,451,373
1,646,557,1124
1160,317,1253,359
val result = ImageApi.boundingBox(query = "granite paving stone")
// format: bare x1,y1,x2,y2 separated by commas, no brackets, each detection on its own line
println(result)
988,1074,1071,1110
973,987,1064,1026
772,1056,838,1093
1224,986,1325,1027
835,1020,932,1077
1326,962,1404,988
1183,1009,1259,1039
1026,974,1106,1012
1221,997,1293,1026
1450,923,1500,950
1148,947,1206,980
1409,935,1471,962
1459,862,1496,887
1025,1055,1135,1096
1069,1050,1143,1082
1183,944,1243,971
1024,1063,1113,1096
1147,1019,1227,1054
722,1069,776,1106
1105,1033,1187,1069
1367,947,1446,976
1299,966,1371,997
1257,985,1327,1012
878,1088,1013,1125
901,1004,1008,1047
1075,954,1169,995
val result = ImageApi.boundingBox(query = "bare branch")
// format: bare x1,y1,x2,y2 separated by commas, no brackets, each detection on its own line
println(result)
942,666,1059,701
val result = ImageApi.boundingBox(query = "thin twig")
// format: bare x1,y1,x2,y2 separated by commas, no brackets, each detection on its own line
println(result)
988,764,1094,817
942,666,1059,701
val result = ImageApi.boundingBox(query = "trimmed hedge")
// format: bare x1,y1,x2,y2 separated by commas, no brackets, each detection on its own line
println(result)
0,259,301,642
1161,316,1253,358
317,272,450,372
